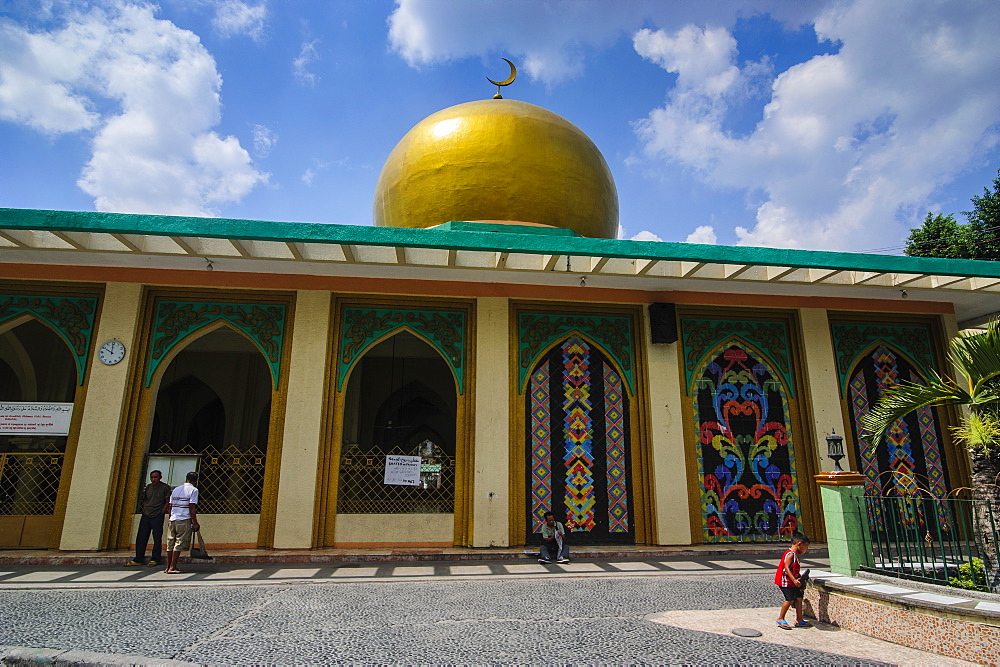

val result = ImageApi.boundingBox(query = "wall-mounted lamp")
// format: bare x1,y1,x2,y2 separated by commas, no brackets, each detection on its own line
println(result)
205,258,214,272
900,289,907,299
579,275,587,287
826,428,845,473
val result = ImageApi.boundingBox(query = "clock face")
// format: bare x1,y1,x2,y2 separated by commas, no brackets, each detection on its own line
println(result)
98,339,126,365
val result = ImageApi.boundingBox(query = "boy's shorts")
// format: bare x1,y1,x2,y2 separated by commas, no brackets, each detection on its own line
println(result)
780,585,803,602
166,519,193,551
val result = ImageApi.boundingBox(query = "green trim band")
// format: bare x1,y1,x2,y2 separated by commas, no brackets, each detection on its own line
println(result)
4,207,1000,279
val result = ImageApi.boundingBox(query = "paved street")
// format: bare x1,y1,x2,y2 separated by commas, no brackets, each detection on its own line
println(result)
0,555,961,665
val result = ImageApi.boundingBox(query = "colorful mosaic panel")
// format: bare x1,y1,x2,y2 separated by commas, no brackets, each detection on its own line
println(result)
693,344,800,542
529,364,552,533
846,345,952,528
604,364,629,533
525,336,633,544
0,294,98,385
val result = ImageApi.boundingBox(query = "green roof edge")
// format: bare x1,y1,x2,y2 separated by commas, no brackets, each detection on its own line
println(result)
4,207,1000,278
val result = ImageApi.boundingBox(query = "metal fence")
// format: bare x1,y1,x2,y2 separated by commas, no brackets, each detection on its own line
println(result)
0,452,63,516
858,493,998,593
337,445,455,514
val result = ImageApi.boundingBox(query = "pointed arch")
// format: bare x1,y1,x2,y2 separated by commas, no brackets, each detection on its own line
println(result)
845,342,952,503
339,325,461,397
516,311,635,395
525,334,634,543
146,319,273,394
519,329,633,397
337,307,467,395
0,294,98,385
146,300,286,389
688,335,801,542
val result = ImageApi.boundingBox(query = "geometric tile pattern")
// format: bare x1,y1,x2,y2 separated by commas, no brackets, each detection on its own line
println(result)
604,363,629,533
529,363,553,533
562,338,596,531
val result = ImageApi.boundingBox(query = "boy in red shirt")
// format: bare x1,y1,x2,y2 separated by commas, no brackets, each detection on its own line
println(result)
775,533,811,629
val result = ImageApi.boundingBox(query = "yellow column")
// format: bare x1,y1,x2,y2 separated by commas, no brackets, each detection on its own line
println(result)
800,308,848,473
272,290,331,548
644,309,692,545
471,297,510,547
60,282,143,550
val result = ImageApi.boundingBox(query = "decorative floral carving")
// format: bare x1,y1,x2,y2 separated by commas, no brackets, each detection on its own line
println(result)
831,324,934,395
338,307,466,393
516,312,634,394
680,318,792,396
148,301,286,388
0,294,98,384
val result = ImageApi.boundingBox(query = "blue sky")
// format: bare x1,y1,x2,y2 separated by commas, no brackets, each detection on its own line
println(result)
1,0,997,252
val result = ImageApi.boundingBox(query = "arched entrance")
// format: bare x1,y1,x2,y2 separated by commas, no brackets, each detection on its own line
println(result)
846,344,951,500
144,326,272,523
334,331,457,541
525,335,634,545
0,318,77,547
691,342,801,542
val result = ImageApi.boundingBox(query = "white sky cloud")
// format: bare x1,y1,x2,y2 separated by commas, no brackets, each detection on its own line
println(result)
685,226,718,244
388,0,1000,251
635,0,1000,249
293,40,319,86
631,230,664,242
0,2,266,216
211,0,267,42
251,123,276,157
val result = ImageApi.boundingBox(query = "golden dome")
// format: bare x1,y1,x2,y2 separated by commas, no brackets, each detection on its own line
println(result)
373,99,618,239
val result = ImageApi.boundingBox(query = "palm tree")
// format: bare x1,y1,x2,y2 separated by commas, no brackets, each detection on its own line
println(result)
861,318,1000,585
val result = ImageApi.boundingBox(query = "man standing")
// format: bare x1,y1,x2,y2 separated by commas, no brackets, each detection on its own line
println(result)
164,471,200,574
125,470,172,567
538,512,569,564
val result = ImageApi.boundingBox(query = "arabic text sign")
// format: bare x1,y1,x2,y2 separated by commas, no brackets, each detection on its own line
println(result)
0,403,74,435
384,454,421,486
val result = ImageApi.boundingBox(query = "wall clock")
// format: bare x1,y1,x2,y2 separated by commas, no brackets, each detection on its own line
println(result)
98,339,126,365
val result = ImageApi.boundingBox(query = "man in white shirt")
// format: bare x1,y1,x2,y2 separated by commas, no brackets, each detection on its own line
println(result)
164,471,200,574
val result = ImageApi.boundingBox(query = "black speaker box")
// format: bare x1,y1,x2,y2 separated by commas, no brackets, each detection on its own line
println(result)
648,302,677,344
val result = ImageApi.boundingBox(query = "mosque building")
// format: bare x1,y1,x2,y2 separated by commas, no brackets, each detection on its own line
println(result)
1,77,998,552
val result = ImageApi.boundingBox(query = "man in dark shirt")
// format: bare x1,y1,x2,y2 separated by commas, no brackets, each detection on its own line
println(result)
125,470,172,567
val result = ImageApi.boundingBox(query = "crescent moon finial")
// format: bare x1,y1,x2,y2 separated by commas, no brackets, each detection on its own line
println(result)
487,58,517,99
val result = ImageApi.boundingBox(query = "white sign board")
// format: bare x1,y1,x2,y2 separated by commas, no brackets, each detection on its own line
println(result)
384,454,421,486
0,402,74,435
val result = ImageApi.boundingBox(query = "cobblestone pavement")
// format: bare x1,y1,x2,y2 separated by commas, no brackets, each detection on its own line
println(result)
0,555,947,665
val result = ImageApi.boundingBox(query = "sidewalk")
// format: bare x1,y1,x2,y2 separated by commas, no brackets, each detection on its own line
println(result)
0,542,826,566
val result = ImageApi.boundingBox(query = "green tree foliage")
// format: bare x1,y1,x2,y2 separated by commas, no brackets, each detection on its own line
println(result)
861,319,1000,585
905,168,1000,260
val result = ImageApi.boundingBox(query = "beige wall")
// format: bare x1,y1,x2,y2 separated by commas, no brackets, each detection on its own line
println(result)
335,513,453,544
272,290,331,548
61,282,143,550
470,297,510,546
800,308,848,473
130,513,259,547
644,308,693,545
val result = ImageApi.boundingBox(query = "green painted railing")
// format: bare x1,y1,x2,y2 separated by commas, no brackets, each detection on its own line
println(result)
857,494,998,593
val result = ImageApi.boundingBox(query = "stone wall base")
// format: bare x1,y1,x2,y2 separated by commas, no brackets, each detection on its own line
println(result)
805,586,1000,665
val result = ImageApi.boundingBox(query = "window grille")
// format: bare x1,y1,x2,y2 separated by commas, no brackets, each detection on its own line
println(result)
0,453,63,516
337,445,455,514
